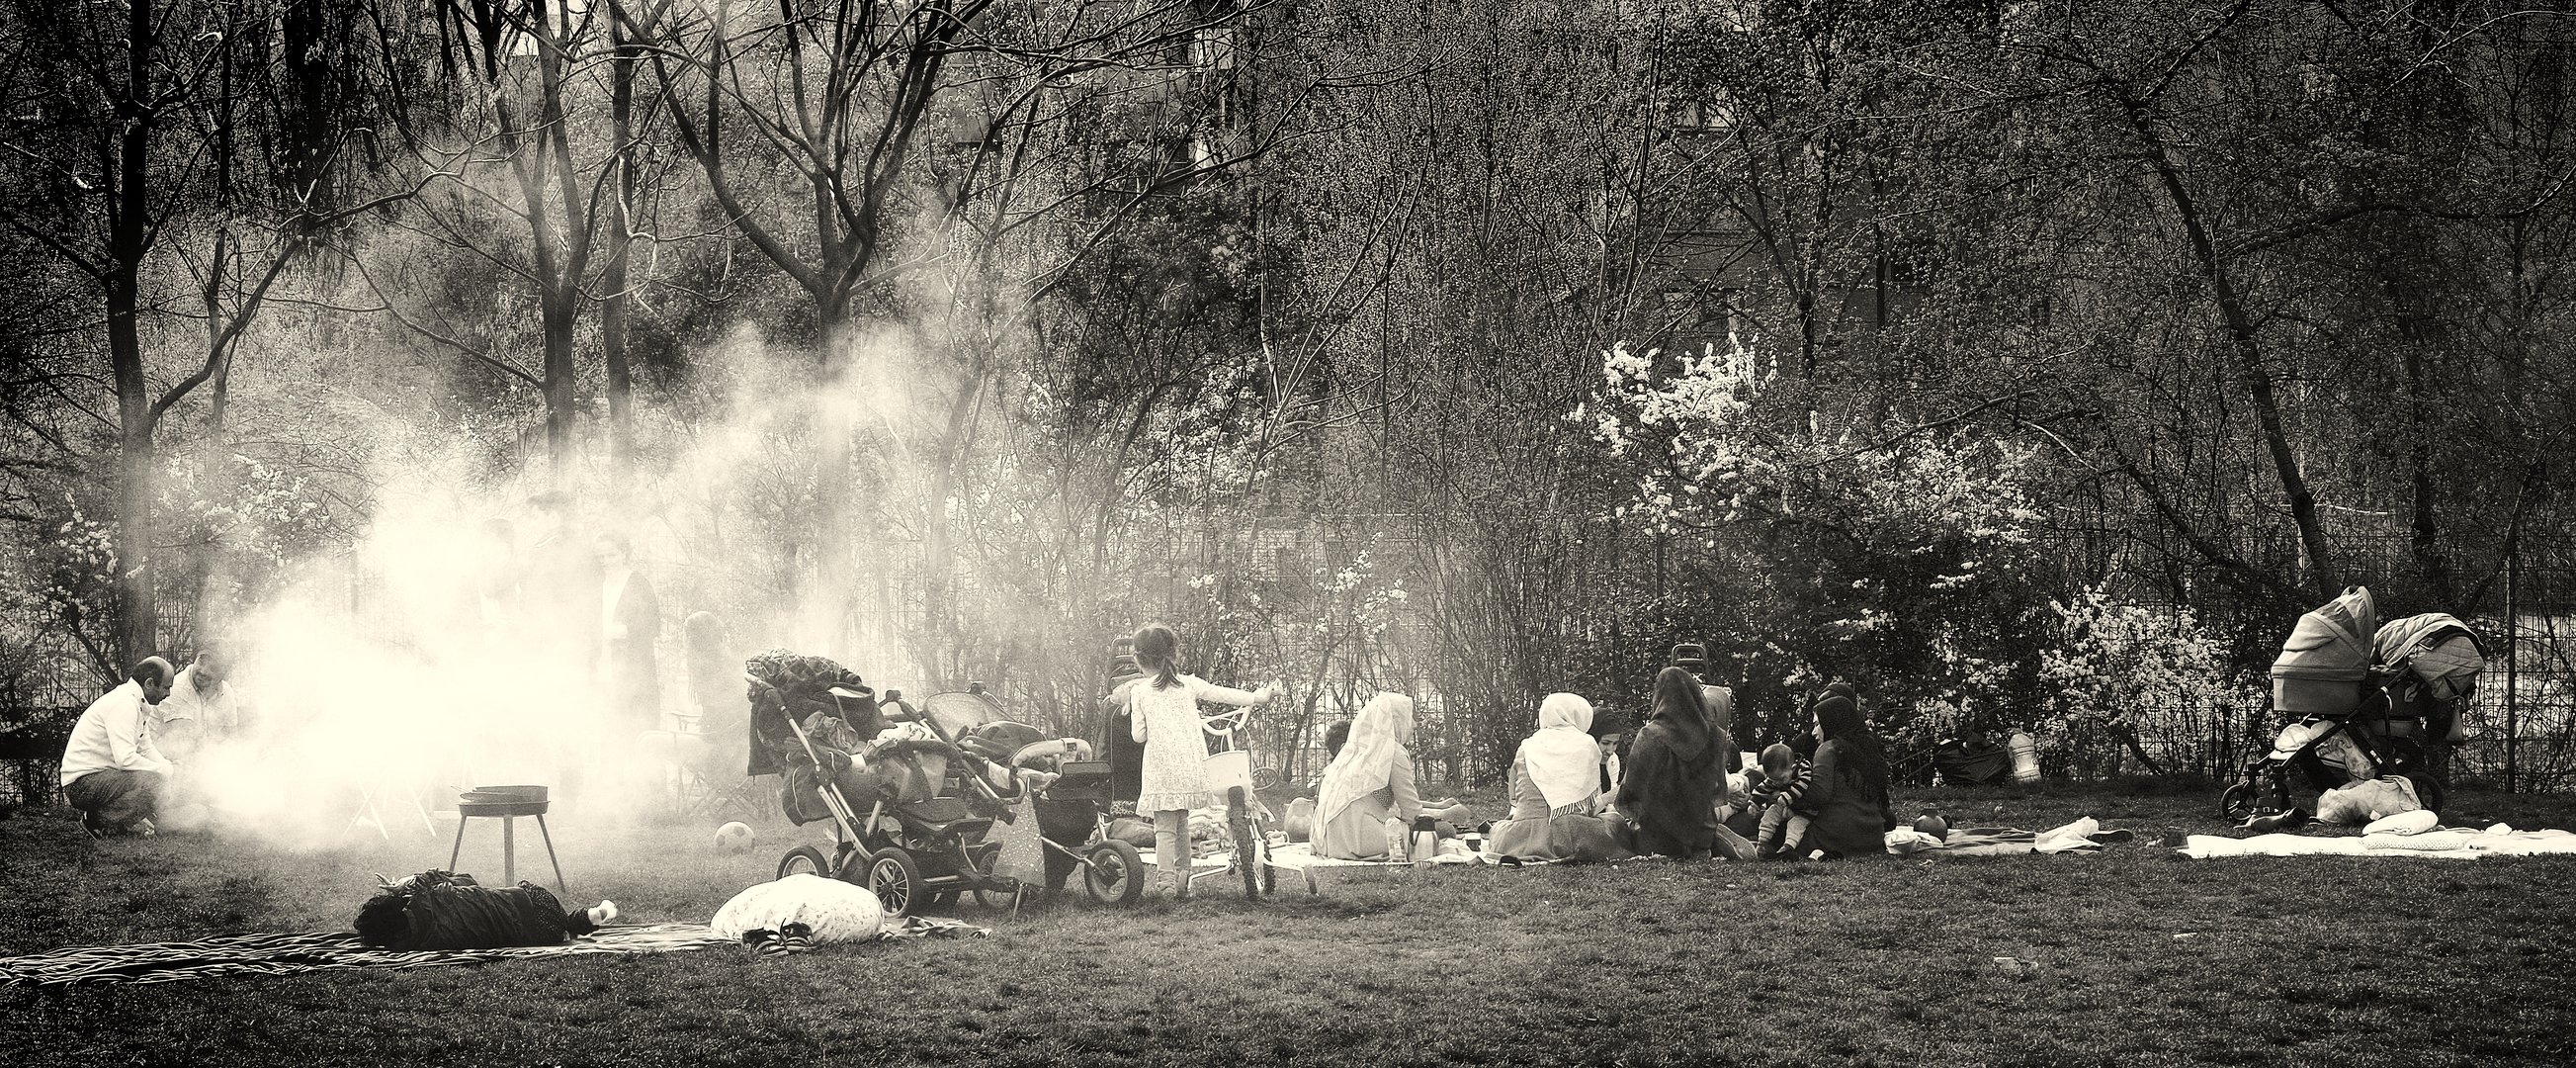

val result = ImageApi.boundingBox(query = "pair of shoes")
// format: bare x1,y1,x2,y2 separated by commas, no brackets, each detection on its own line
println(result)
743,924,816,957
743,928,792,957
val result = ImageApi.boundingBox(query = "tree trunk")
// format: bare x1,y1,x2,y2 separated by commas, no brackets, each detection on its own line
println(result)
2120,93,2339,596
499,12,585,487
109,0,159,668
815,304,857,659
543,297,578,482
603,14,640,482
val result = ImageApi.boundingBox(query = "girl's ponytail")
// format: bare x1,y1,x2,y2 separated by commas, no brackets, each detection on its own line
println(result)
1133,624,1181,690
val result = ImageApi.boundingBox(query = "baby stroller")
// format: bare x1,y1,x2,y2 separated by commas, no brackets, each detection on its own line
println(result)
2219,586,2486,822
763,678,1148,916
952,711,1150,906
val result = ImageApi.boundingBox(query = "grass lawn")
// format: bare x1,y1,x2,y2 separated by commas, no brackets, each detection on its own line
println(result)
6,781,2576,1067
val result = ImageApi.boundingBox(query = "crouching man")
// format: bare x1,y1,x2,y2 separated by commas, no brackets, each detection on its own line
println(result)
59,658,178,837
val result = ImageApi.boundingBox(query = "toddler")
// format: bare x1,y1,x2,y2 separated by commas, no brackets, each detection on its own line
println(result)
1751,743,1814,859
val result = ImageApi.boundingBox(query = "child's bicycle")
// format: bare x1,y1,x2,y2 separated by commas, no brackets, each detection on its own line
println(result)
1200,705,1280,899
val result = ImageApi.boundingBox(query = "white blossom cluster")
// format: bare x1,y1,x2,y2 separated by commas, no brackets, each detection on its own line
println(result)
1586,336,2046,577
2034,586,2260,768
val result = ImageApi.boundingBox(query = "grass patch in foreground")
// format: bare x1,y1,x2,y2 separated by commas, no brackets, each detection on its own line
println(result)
3,786,2574,1067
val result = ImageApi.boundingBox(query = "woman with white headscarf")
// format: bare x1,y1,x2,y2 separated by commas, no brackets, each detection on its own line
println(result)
1490,693,1636,862
1309,693,1423,860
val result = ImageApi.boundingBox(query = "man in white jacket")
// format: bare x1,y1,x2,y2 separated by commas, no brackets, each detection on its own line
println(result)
59,658,178,836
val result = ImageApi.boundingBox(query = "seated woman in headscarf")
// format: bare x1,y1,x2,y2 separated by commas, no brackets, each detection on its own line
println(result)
1787,683,1895,859
1490,693,1634,862
1614,667,1730,858
1309,693,1422,860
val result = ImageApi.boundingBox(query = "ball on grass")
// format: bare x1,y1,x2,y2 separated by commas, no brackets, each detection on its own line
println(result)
713,821,756,853
1913,813,1950,841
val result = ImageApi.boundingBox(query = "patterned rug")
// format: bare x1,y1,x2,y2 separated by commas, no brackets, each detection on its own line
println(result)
0,916,988,987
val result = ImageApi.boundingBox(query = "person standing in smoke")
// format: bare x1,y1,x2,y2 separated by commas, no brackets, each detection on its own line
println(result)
595,531,663,734
520,491,594,799
472,517,523,635
521,491,590,659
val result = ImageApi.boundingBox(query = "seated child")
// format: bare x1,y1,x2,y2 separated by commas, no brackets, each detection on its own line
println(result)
1751,743,1815,859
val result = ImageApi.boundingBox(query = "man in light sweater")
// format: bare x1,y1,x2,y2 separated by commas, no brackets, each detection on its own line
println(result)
149,647,239,761
59,658,178,837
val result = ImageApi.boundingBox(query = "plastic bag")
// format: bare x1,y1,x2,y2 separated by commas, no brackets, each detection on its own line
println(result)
2316,776,2422,826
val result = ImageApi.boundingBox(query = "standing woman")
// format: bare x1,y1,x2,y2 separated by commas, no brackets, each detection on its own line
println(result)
1790,684,1895,858
1615,667,1729,857
595,531,663,733
1310,692,1423,859
1128,624,1276,899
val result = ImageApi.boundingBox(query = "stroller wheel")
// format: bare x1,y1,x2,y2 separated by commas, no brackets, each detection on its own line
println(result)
778,846,832,881
1082,839,1147,906
865,847,924,919
2401,771,2447,815
975,880,1032,911
2217,782,2256,822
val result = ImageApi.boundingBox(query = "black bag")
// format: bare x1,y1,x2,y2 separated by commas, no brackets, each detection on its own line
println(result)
354,871,575,950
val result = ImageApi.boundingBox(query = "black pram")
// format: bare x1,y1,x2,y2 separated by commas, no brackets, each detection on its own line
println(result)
2219,587,2486,822
744,653,1152,915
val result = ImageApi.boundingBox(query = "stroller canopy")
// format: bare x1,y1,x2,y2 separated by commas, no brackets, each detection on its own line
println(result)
2271,586,2378,714
743,650,875,776
913,690,1004,738
2375,614,2487,702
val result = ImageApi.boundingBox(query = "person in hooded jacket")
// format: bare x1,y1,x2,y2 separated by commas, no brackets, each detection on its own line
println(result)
1613,667,1731,858
1787,683,1895,858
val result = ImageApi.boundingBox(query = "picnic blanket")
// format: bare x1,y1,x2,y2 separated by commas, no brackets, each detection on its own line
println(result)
2179,824,2576,860
1886,817,2139,857
1137,841,1463,871
0,916,990,987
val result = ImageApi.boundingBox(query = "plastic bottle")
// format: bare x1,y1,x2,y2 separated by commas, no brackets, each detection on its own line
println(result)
1385,817,1410,861
2009,732,2041,784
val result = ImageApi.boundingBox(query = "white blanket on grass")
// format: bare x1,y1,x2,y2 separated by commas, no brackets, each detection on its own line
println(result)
2180,825,2576,860
1137,841,1493,871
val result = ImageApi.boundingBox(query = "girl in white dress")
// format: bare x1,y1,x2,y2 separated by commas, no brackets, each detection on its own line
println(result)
1127,624,1275,898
